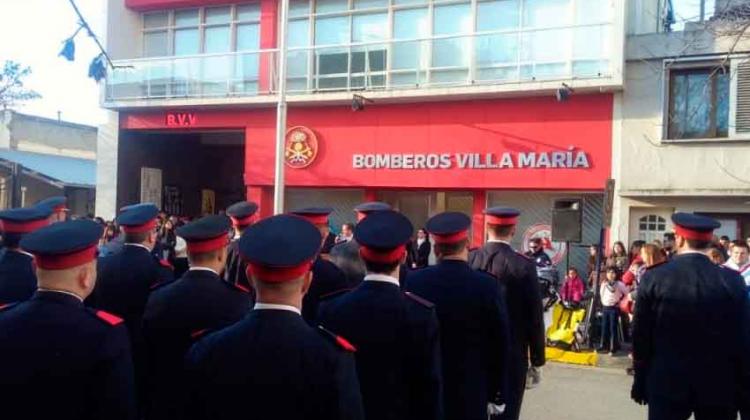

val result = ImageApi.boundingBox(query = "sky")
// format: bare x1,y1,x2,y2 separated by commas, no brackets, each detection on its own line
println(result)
1,0,106,126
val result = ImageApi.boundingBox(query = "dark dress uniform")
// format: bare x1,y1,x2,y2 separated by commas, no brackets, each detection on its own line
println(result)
318,210,443,420
406,212,511,420
223,200,258,291
632,213,750,420
303,256,349,323
467,208,545,420
0,219,135,420
0,249,37,303
0,206,53,304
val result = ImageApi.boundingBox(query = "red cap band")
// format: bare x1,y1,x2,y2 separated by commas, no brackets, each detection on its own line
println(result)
432,230,468,244
485,215,518,226
296,214,329,225
246,260,313,283
186,234,228,254
35,245,98,270
121,218,157,234
360,245,406,263
231,214,256,228
0,218,49,234
675,225,713,241
53,204,68,212
356,212,368,222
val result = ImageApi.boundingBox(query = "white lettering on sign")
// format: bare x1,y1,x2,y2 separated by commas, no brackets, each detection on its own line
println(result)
352,149,591,170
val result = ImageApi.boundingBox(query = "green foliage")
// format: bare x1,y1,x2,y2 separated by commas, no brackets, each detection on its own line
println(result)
0,60,41,110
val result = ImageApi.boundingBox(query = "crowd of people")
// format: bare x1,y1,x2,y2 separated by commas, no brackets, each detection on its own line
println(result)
0,196,749,420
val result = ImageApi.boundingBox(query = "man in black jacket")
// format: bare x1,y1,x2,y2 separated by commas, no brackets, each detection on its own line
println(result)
468,207,545,420
143,215,251,419
223,201,258,292
631,213,750,420
185,214,364,420
407,212,510,420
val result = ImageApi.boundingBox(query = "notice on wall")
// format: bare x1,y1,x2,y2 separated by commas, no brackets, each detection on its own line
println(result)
140,167,162,208
201,189,215,215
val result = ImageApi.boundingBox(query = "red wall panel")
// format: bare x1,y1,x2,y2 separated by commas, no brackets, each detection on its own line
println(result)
120,94,613,191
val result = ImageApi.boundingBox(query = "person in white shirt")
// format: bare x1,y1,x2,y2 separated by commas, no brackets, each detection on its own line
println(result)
599,266,629,355
723,240,750,288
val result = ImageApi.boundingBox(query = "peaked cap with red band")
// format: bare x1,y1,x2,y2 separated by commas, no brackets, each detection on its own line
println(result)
226,201,259,228
19,219,103,270
426,211,471,244
484,206,521,226
239,214,321,283
117,203,159,234
291,206,334,225
354,210,413,264
671,212,720,242
0,206,52,235
354,201,391,222
176,214,232,254
36,196,68,213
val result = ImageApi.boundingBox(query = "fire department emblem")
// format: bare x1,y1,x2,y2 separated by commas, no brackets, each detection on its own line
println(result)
522,223,567,265
284,126,318,169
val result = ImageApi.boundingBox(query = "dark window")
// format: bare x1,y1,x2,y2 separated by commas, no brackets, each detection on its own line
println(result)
668,67,729,139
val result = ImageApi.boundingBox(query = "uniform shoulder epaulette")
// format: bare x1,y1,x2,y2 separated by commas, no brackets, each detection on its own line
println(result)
646,261,668,271
158,259,174,270
223,279,252,294
318,325,356,352
0,302,18,312
404,291,435,309
320,288,350,301
89,309,124,326
190,328,213,340
150,279,175,291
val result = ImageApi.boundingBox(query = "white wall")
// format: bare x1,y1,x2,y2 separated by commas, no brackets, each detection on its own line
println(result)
95,111,119,219
105,0,141,60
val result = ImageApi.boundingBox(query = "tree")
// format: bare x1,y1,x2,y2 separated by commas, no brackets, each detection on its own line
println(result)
0,60,41,110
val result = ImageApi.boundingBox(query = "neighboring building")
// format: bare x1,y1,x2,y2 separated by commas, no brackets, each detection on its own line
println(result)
0,110,97,216
612,0,750,245
99,0,626,272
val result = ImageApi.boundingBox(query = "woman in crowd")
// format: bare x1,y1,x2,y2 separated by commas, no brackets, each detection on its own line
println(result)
407,228,431,269
599,266,629,355
560,267,585,305
629,240,646,264
608,241,629,273
157,218,177,262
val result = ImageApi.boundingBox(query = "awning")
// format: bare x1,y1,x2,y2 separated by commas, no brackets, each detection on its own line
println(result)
0,149,96,188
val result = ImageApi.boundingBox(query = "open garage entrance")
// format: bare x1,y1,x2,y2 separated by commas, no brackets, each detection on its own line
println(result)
117,130,245,217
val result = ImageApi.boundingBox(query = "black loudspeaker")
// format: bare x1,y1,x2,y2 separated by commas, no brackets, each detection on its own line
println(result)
552,199,582,242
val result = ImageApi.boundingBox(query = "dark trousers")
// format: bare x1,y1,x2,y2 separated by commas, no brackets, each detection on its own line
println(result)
600,306,620,351
498,359,527,420
648,399,737,420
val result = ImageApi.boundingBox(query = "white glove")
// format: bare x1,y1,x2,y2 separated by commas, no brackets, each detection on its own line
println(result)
487,403,505,416
526,365,543,389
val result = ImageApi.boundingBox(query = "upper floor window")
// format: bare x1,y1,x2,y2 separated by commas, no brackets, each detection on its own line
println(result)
667,66,729,139
666,0,716,32
142,4,261,58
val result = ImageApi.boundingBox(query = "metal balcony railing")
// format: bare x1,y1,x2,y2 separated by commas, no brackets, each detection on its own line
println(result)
105,23,614,102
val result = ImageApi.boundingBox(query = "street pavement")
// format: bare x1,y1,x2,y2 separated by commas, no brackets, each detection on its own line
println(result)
521,362,647,420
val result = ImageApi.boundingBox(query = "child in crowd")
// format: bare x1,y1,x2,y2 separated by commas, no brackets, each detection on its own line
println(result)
560,267,585,305
599,266,629,355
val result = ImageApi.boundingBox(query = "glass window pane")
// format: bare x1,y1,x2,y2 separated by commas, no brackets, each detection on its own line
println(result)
573,26,609,59
717,71,729,136
289,19,310,47
315,16,349,45
523,0,570,27
175,28,200,55
237,3,261,21
144,31,169,57
144,12,169,29
476,33,517,65
670,73,688,138
686,72,711,137
520,28,568,62
175,9,199,26
477,0,519,31
237,24,260,51
394,0,426,4
434,4,472,35
290,0,310,17
206,6,231,24
205,26,231,53
575,0,609,24
354,0,387,9
393,8,429,39
316,0,347,14
352,13,388,42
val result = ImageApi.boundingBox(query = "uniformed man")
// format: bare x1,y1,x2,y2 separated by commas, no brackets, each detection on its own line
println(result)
0,219,135,419
143,214,251,419
407,212,511,420
87,203,173,413
467,207,545,420
0,206,52,304
318,210,443,420
290,207,349,324
223,200,258,292
631,213,749,420
36,195,68,223
329,201,391,286
184,214,364,420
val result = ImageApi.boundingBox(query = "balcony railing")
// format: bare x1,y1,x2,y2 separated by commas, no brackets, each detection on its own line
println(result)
105,23,614,102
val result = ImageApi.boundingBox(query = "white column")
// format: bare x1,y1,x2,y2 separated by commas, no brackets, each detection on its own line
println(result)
96,110,119,220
